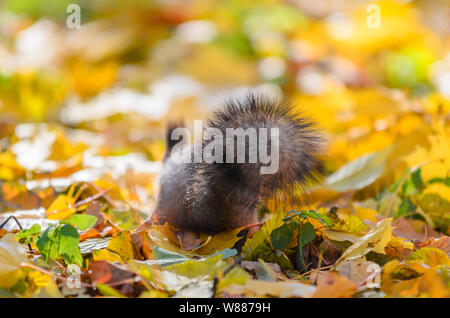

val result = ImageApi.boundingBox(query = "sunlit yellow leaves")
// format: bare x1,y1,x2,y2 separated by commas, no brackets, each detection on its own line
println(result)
0,234,27,288
335,218,393,266
93,249,124,264
93,231,134,264
46,184,80,220
408,247,450,267
26,271,61,298
328,212,369,235
107,231,134,262
354,206,378,224
50,131,87,161
0,152,24,181
66,60,118,98
2,71,67,121
414,269,450,298
390,114,424,137
328,0,429,56
421,183,450,204
403,121,450,182
382,261,450,298
292,91,354,133
178,45,258,86
422,93,450,115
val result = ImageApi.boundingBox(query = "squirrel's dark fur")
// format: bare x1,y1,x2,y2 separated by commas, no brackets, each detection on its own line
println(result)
153,93,322,234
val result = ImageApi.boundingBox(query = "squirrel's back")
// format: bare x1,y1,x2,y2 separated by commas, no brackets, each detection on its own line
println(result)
154,93,322,234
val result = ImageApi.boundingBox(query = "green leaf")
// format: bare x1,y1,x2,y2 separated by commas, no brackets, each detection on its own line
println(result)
296,222,315,270
270,222,296,250
36,224,82,266
210,248,238,260
36,226,59,263
411,168,423,189
299,210,332,227
152,246,191,266
401,168,423,196
96,283,126,298
62,214,98,231
396,197,416,217
17,224,41,245
298,222,315,246
325,148,392,192
58,224,83,266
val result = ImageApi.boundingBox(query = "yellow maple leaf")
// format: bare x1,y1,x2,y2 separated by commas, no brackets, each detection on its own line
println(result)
46,184,83,220
404,121,450,182
27,271,62,298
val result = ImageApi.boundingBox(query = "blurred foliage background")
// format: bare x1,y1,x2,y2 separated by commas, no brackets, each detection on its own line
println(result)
0,0,449,202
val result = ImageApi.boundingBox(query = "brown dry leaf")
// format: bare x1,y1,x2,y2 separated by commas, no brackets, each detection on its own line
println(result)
80,228,102,241
415,236,450,258
385,237,414,260
392,218,428,241
131,231,153,260
1,183,40,210
313,271,357,298
90,260,135,285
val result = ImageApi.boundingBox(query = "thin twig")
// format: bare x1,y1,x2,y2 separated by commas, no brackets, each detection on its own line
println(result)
298,264,335,278
0,216,33,251
21,263,94,288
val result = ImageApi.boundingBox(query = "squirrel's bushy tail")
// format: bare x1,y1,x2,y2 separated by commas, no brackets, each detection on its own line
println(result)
204,93,323,207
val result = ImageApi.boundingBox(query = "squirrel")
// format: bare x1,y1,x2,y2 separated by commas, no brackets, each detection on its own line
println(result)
152,93,323,235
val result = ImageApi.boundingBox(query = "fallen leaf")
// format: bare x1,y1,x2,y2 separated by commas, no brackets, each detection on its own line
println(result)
313,271,357,298
225,279,316,298
0,233,27,288
335,218,393,266
326,148,392,192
